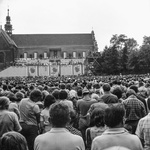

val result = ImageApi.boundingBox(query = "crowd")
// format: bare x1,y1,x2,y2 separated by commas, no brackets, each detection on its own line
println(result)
0,74,150,150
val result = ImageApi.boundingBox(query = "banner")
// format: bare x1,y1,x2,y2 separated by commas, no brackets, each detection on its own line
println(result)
61,65,72,76
73,65,82,75
50,65,59,76
28,66,38,76
39,66,49,76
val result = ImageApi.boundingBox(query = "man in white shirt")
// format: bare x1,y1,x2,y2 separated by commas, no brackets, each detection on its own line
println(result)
91,103,143,150
34,102,85,150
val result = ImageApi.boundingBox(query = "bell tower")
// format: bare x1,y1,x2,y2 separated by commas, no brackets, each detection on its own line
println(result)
4,9,13,36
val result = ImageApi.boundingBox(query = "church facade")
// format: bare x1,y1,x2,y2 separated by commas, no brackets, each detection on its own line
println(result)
0,9,98,75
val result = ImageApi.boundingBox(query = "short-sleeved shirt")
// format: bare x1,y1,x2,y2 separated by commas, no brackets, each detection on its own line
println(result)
91,128,143,150
0,110,22,137
19,98,40,126
34,128,85,150
136,113,150,150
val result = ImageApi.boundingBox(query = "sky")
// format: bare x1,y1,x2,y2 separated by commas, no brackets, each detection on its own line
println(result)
0,0,150,51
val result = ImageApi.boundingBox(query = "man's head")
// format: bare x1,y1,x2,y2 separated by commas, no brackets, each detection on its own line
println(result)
49,102,70,127
104,103,125,128
29,89,42,102
102,83,111,92
59,90,68,100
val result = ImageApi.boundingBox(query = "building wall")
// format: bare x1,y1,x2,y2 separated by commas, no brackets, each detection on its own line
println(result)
17,45,93,59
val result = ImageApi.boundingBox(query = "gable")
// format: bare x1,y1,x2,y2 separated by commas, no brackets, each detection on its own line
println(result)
0,29,17,49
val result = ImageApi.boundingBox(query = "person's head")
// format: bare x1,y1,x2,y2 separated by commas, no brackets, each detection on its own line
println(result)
82,88,89,96
129,85,138,93
0,96,10,110
111,86,122,99
15,91,24,102
126,89,136,98
29,89,42,102
104,103,125,128
59,90,68,100
90,108,105,127
0,131,28,150
59,83,66,90
102,83,111,92
6,92,16,102
49,102,70,127
44,94,56,108
52,89,60,100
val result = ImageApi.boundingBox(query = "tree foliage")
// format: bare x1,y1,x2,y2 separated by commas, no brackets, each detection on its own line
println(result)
90,35,150,75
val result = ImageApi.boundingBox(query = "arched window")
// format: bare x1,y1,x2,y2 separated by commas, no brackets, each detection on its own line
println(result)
73,52,76,58
24,52,27,59
34,52,38,59
44,52,47,59
83,52,86,58
63,52,67,59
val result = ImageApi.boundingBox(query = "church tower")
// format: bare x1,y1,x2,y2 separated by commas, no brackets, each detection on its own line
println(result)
4,9,12,36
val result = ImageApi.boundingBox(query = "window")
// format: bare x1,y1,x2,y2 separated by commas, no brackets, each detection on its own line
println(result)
44,52,47,59
64,52,67,58
34,52,38,59
73,52,76,58
83,52,86,58
24,52,27,59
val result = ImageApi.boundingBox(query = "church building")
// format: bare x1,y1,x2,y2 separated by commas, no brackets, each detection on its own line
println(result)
0,9,98,75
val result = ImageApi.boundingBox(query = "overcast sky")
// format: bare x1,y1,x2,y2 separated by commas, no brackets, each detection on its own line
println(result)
0,0,150,51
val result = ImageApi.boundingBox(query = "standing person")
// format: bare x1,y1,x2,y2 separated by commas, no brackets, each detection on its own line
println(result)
34,102,85,150
136,97,150,149
100,83,119,104
91,103,143,150
0,96,22,137
40,94,56,133
77,88,97,141
19,89,42,150
86,108,107,150
123,89,147,134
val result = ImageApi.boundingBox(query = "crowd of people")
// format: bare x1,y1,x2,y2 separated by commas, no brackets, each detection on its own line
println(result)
0,74,150,150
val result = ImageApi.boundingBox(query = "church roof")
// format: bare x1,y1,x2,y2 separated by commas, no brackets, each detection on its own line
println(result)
0,28,17,47
11,33,93,47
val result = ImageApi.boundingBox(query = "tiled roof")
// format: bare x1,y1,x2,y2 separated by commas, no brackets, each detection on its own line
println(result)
0,29,17,47
11,33,93,47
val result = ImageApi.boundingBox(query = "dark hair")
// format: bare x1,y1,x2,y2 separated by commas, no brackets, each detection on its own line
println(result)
90,108,105,127
29,89,42,102
59,90,68,100
0,96,10,110
112,86,122,99
129,85,138,93
77,89,82,97
49,102,70,127
102,83,111,92
52,89,60,100
59,83,66,89
126,89,136,98
0,131,28,150
104,103,125,128
44,94,56,108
